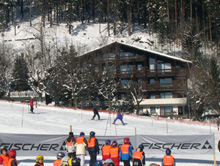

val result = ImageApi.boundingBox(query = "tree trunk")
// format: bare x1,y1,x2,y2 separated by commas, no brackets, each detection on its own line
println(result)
74,96,77,108
136,101,139,115
127,2,131,36
107,0,110,36
175,0,178,39
21,0,24,18
29,0,32,26
190,0,192,24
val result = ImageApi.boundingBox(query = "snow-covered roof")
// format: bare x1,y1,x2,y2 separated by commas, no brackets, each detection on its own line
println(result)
81,41,192,63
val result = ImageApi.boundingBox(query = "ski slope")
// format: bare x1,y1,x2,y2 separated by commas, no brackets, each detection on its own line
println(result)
0,100,219,166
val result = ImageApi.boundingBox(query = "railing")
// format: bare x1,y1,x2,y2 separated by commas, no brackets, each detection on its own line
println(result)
10,91,43,98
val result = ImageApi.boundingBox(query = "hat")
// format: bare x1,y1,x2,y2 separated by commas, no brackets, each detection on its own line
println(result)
103,159,113,164
69,132,74,136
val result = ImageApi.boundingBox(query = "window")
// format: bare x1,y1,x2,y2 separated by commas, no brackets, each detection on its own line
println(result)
120,65,133,74
94,66,98,72
137,79,142,85
103,53,115,59
121,80,132,87
160,92,172,98
150,107,156,114
137,64,142,71
176,64,181,69
150,94,155,99
149,58,156,72
160,106,173,116
103,66,115,73
158,61,171,72
178,106,183,115
150,79,155,85
121,94,125,99
135,53,142,58
120,50,133,58
159,78,172,86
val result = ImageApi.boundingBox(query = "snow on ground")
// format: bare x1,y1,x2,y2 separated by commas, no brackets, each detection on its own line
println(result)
0,100,220,166
3,17,180,57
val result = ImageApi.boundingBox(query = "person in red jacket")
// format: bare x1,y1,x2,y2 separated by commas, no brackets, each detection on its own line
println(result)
161,149,176,166
110,140,120,166
8,149,17,166
30,97,34,113
53,152,65,166
0,147,9,166
102,140,111,161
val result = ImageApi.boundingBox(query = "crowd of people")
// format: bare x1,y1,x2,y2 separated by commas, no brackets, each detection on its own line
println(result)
0,131,176,166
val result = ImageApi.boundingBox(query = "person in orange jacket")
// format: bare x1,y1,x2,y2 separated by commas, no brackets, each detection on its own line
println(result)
53,152,65,166
87,131,99,166
65,132,76,158
8,149,17,166
132,145,145,166
0,147,9,166
35,155,44,166
161,149,176,166
102,140,111,161
120,138,133,166
110,140,120,166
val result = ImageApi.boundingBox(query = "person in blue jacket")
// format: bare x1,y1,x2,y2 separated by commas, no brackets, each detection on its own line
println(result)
113,110,125,125
120,138,133,166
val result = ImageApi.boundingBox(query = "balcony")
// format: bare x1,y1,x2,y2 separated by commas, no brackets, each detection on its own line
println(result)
146,69,177,77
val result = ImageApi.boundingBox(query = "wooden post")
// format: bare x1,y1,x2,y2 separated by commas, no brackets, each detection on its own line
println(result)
70,125,72,132
213,133,216,166
135,127,137,149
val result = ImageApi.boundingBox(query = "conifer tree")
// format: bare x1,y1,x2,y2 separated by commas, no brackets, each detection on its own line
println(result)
11,55,30,91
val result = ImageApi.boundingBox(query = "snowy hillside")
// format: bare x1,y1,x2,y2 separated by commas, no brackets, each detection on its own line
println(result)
2,17,180,57
0,100,219,166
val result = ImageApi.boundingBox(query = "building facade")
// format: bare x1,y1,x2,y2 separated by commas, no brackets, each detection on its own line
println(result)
81,42,191,117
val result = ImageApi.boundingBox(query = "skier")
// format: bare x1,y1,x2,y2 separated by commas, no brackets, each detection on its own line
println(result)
120,138,133,166
161,149,176,166
75,132,87,166
102,140,111,161
0,147,9,166
35,155,44,166
132,145,145,166
113,111,125,125
65,132,76,158
53,152,65,166
91,103,100,120
110,140,120,166
30,97,34,113
0,156,3,166
87,131,99,166
8,149,17,166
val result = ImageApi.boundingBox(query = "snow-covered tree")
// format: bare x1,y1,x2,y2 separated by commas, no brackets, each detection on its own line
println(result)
97,62,119,111
125,81,144,115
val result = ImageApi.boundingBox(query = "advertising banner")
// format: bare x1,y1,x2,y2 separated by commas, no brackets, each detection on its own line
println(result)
0,133,214,156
